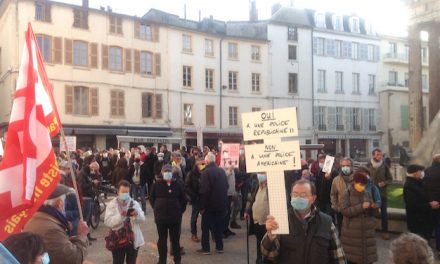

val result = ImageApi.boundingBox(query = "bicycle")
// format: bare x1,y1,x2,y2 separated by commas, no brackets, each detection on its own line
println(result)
90,180,117,229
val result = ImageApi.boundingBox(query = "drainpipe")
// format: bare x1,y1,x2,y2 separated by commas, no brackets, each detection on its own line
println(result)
311,27,316,143
219,38,223,129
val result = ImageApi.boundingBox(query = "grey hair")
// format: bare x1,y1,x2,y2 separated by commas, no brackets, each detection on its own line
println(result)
205,152,216,163
340,157,353,167
389,233,435,264
43,194,66,207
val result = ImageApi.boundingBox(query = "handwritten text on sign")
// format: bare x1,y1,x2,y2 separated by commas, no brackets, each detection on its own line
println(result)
245,140,301,172
242,107,298,141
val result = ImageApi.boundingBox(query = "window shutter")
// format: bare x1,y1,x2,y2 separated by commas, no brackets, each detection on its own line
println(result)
65,85,73,114
141,93,147,117
313,106,319,129
155,94,162,118
362,108,369,131
134,50,140,74
109,16,115,33
153,26,159,42
326,39,334,56
90,87,99,115
89,43,98,68
53,37,62,64
328,107,336,131
134,21,140,38
125,49,132,72
154,53,161,76
119,91,125,116
345,107,352,131
44,4,51,22
102,44,108,69
110,90,117,116
64,38,72,64
312,37,317,55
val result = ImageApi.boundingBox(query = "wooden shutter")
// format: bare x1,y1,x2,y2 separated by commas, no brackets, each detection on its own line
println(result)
64,38,72,65
134,21,140,38
155,94,162,118
53,37,62,64
44,4,51,22
117,17,123,34
119,91,125,116
154,53,161,76
134,50,140,74
102,44,108,70
89,43,98,68
90,88,98,115
65,85,73,114
141,93,148,117
110,90,117,116
125,49,132,73
153,26,159,42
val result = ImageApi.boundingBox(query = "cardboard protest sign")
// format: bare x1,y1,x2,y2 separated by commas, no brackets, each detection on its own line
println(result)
220,143,240,168
322,155,335,173
60,136,76,152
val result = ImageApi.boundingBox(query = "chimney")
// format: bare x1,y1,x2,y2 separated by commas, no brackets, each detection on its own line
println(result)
184,4,187,20
249,0,258,21
271,3,282,15
199,10,201,22
82,0,89,9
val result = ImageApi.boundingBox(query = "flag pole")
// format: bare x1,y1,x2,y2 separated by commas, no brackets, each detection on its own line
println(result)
59,128,84,221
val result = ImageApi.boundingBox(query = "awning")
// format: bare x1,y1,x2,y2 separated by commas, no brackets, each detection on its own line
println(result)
74,128,126,135
127,129,173,137
117,135,182,144
185,127,243,139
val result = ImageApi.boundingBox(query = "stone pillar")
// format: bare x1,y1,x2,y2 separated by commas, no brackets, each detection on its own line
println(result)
428,25,440,124
408,26,423,150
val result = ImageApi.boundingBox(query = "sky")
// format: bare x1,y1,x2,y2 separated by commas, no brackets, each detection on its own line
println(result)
57,0,410,36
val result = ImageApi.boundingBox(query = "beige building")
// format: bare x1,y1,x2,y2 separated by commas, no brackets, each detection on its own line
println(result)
0,0,271,151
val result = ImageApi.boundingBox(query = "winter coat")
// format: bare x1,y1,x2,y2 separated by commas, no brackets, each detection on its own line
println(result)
104,197,145,249
366,161,392,198
330,173,352,212
403,176,434,239
150,179,187,223
315,168,337,206
78,167,94,198
111,159,129,186
23,211,87,264
185,168,202,203
424,161,440,203
200,163,229,212
340,185,378,264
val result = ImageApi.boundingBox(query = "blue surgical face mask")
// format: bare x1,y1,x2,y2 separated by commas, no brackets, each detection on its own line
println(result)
290,197,309,212
257,174,267,183
163,172,173,181
341,166,351,175
118,193,130,201
42,252,50,264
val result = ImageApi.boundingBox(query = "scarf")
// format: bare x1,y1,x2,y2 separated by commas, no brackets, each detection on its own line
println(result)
38,205,70,235
370,158,383,169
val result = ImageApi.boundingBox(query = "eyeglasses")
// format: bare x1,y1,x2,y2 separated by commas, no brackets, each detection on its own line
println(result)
291,192,311,198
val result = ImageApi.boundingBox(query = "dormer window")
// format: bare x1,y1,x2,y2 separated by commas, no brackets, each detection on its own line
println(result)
332,15,344,31
349,17,360,33
365,21,376,35
315,12,326,28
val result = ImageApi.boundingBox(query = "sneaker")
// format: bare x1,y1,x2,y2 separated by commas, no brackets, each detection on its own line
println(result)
216,249,224,254
230,221,241,229
191,234,201,242
196,249,211,255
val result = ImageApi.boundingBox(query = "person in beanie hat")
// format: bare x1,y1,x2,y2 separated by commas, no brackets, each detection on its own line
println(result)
403,164,438,241
340,171,378,264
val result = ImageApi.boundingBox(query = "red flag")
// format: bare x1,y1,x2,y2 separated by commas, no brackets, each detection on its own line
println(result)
0,23,61,240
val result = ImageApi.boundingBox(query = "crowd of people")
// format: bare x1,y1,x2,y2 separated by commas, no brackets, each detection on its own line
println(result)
1,145,440,264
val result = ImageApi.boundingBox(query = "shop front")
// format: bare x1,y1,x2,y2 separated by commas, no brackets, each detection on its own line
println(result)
184,128,243,150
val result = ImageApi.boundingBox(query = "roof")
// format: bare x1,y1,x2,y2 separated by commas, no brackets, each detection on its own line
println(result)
269,7,311,27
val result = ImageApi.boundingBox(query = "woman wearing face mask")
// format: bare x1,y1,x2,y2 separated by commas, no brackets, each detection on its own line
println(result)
150,165,187,264
244,172,269,264
340,172,378,264
1,232,49,264
403,164,438,241
104,180,145,264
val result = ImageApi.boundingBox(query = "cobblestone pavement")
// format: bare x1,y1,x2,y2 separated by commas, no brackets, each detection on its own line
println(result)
85,201,432,264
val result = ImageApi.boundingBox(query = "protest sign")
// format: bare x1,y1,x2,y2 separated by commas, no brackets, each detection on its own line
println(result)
60,136,76,152
322,155,335,173
220,143,240,168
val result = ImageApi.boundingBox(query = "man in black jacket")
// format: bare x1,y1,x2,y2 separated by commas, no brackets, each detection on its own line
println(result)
423,154,440,248
198,152,229,255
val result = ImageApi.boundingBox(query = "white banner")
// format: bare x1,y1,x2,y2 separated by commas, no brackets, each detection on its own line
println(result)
60,136,76,152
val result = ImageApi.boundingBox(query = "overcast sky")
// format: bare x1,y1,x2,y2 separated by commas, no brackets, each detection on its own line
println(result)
57,0,409,36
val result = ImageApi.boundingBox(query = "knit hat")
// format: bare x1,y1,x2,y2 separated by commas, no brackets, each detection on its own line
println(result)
353,172,368,185
407,164,425,174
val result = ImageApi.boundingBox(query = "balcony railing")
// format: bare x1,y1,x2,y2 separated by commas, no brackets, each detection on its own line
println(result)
336,124,344,131
353,125,361,131
369,125,376,131
318,124,327,131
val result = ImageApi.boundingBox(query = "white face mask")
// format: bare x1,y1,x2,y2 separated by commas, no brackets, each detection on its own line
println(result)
420,171,425,179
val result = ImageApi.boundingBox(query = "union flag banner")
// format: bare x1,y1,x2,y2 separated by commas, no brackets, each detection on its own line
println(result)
0,23,62,240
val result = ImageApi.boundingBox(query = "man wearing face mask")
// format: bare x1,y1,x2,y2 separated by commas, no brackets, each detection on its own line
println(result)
24,184,89,264
245,172,269,264
330,158,354,234
262,180,346,264
403,164,438,241
311,154,337,217
154,152,165,180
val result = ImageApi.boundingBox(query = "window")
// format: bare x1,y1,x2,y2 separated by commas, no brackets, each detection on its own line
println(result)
135,22,158,41
316,38,325,56
252,73,260,92
73,9,88,29
335,40,342,58
229,106,238,126
335,71,343,93
35,2,51,22
205,69,214,90
388,71,398,86
389,42,397,57
110,90,124,116
332,15,343,31
289,73,298,94
336,107,344,130
422,74,428,90
73,40,87,66
421,47,428,63
350,17,360,33
288,45,297,60
251,45,260,61
139,24,152,40
109,16,123,34
287,26,298,41
367,45,375,61
182,34,192,52
365,22,375,35
206,105,214,126
142,93,162,119
183,66,192,87
36,35,51,62
352,73,360,94
400,105,409,130
205,39,214,56
351,42,359,60
183,104,193,125
252,107,261,112
368,109,376,131
405,73,409,87
140,51,153,74
317,106,326,130
368,75,376,94
228,71,238,90
352,108,361,131
109,46,123,71
74,86,89,115
315,12,326,28
317,70,326,92
228,43,238,59
65,86,98,116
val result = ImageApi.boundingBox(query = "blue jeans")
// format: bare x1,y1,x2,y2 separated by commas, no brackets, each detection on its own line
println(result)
131,184,146,210
201,210,225,251
83,197,93,225
380,196,388,232
191,202,200,235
